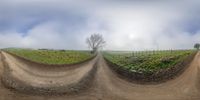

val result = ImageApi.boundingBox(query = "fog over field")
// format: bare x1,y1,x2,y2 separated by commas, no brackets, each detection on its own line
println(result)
0,0,200,50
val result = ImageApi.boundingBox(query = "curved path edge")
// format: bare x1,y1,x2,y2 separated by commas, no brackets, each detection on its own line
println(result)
0,51,98,95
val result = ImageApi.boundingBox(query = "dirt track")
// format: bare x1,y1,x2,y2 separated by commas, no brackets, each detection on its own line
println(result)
0,51,200,100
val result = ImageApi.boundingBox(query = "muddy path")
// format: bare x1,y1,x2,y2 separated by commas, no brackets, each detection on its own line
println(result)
0,51,200,100
1,52,98,95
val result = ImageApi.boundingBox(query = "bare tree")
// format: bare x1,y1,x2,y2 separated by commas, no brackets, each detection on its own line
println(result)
86,33,106,53
194,43,200,50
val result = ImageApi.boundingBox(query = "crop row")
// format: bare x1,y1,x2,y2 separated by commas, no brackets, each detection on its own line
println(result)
4,48,95,64
103,50,195,74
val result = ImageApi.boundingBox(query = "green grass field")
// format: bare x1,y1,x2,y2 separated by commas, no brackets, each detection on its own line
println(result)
103,50,195,74
4,48,95,64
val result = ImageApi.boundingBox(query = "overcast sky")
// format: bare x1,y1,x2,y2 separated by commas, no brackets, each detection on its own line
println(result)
0,0,200,50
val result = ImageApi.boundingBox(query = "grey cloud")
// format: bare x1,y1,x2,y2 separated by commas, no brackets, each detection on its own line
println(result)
0,0,200,50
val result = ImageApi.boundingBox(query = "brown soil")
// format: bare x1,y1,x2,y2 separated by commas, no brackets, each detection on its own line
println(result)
0,51,200,100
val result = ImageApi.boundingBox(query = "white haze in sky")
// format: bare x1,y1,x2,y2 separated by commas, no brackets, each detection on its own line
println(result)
0,0,200,50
